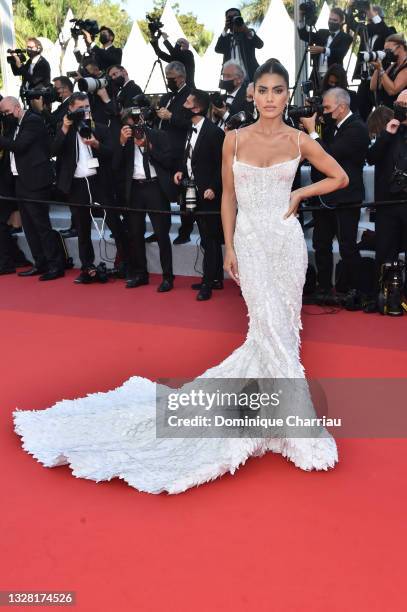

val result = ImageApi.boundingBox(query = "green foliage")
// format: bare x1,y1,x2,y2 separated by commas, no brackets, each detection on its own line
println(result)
137,0,213,56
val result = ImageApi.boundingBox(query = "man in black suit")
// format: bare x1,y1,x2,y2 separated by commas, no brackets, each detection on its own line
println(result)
301,87,370,309
153,61,192,245
106,65,142,112
75,26,122,72
9,38,51,92
215,7,264,82
175,90,225,301
0,97,65,280
298,7,352,93
345,2,396,120
49,77,75,133
51,92,128,284
150,33,195,88
212,60,247,130
114,112,176,292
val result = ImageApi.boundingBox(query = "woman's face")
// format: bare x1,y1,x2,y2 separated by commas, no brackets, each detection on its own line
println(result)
384,42,401,60
327,76,339,88
254,73,289,120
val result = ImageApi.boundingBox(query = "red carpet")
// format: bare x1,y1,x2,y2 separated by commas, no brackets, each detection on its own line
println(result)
1,271,406,611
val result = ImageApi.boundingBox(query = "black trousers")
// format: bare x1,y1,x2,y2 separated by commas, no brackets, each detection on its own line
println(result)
374,203,407,292
312,205,361,291
15,180,64,271
67,176,128,270
356,79,375,122
0,189,27,269
127,180,173,279
195,211,224,285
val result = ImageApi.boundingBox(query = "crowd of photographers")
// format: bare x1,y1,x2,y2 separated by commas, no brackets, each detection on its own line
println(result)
0,4,406,313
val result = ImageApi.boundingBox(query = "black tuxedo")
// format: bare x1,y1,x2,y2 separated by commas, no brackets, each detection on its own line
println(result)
116,80,143,111
310,114,369,292
150,39,195,88
217,85,247,128
157,84,191,159
0,111,63,271
298,27,352,89
11,55,51,89
178,119,225,284
74,45,122,72
48,98,71,135
113,128,175,280
215,30,264,81
51,121,127,269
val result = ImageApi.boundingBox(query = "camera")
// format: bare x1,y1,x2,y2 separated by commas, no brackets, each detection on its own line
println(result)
231,15,244,28
181,178,197,212
70,18,100,40
77,76,110,93
351,0,371,21
393,103,407,123
288,97,323,120
147,13,164,39
21,87,59,104
389,167,407,194
7,48,26,64
359,49,390,63
378,261,406,316
225,110,255,130
299,0,318,27
66,108,93,139
210,92,226,108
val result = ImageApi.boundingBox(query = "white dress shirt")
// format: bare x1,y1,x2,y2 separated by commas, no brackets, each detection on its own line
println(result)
318,31,340,76
133,145,157,180
185,117,205,179
28,53,41,75
74,134,97,178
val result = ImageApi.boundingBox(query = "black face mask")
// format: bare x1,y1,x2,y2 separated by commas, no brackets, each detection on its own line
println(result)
393,104,407,123
182,107,201,121
99,33,110,45
167,78,178,92
1,113,18,129
322,111,336,127
113,76,125,89
26,49,39,58
328,21,341,33
219,78,236,93
386,49,398,63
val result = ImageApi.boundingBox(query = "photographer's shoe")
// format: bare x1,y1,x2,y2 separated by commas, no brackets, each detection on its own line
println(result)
39,269,65,281
173,235,191,245
145,233,157,243
60,227,78,239
191,279,224,290
197,284,212,301
126,276,149,289
95,263,109,283
157,279,173,293
74,266,97,284
18,265,47,277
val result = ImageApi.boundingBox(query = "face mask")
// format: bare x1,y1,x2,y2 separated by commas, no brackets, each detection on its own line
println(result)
328,21,341,33
99,33,110,45
386,48,398,62
182,107,201,120
219,78,236,93
328,82,338,88
26,49,39,58
393,104,407,123
322,111,336,127
113,76,125,89
372,14,382,25
1,113,18,129
167,78,178,92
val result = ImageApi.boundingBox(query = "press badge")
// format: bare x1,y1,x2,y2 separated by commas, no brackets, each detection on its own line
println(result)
88,158,99,169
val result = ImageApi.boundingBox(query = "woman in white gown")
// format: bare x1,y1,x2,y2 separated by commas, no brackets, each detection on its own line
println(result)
13,60,348,494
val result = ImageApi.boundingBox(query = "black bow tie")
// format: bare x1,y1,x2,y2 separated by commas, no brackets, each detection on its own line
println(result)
189,126,198,134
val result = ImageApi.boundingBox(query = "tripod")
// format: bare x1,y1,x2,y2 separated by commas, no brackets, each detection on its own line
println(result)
144,56,168,93
290,23,321,104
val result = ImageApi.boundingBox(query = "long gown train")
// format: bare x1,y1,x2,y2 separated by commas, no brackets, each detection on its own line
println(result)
13,130,338,494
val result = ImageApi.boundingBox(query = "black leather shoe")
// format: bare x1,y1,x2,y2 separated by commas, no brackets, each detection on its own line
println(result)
191,279,224,290
145,234,157,243
126,276,149,289
0,267,16,275
173,235,191,245
197,284,212,301
157,279,173,293
74,268,97,284
18,265,47,277
342,289,364,311
39,269,65,281
60,227,78,238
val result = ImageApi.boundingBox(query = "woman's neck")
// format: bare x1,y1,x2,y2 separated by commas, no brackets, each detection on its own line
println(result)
256,115,285,135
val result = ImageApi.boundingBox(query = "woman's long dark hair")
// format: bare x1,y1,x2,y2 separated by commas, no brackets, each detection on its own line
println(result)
321,64,349,92
253,59,289,88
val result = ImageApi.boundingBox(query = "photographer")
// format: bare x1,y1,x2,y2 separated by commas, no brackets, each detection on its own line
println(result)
0,97,65,281
212,61,247,130
215,7,264,82
298,7,352,92
51,92,128,284
320,64,358,113
76,57,112,125
9,38,51,92
301,87,370,309
114,109,176,292
106,65,142,112
365,91,407,311
48,77,75,134
150,32,195,88
174,90,225,301
370,34,407,110
346,3,396,120
74,26,122,73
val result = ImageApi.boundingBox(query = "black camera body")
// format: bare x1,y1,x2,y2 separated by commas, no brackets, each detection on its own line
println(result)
6,48,26,64
393,103,407,124
351,0,371,23
210,92,226,108
70,18,100,40
147,13,164,39
21,87,59,105
225,110,256,130
288,97,324,121
299,0,318,27
66,108,93,139
378,261,406,316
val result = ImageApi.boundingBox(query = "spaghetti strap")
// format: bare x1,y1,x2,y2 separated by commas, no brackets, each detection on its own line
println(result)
297,130,302,158
234,129,238,161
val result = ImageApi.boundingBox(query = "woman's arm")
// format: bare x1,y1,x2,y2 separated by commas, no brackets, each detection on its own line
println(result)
221,130,240,284
381,67,407,97
285,133,349,218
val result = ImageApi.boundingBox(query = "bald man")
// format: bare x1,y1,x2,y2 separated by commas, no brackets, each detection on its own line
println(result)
0,97,65,280
150,31,195,88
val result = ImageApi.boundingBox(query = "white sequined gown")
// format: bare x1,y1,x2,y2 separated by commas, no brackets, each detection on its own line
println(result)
13,130,338,494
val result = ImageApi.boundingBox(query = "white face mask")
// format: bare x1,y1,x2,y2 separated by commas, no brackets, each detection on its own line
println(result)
372,14,382,24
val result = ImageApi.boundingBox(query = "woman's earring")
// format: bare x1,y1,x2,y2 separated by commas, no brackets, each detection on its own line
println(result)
253,103,258,120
